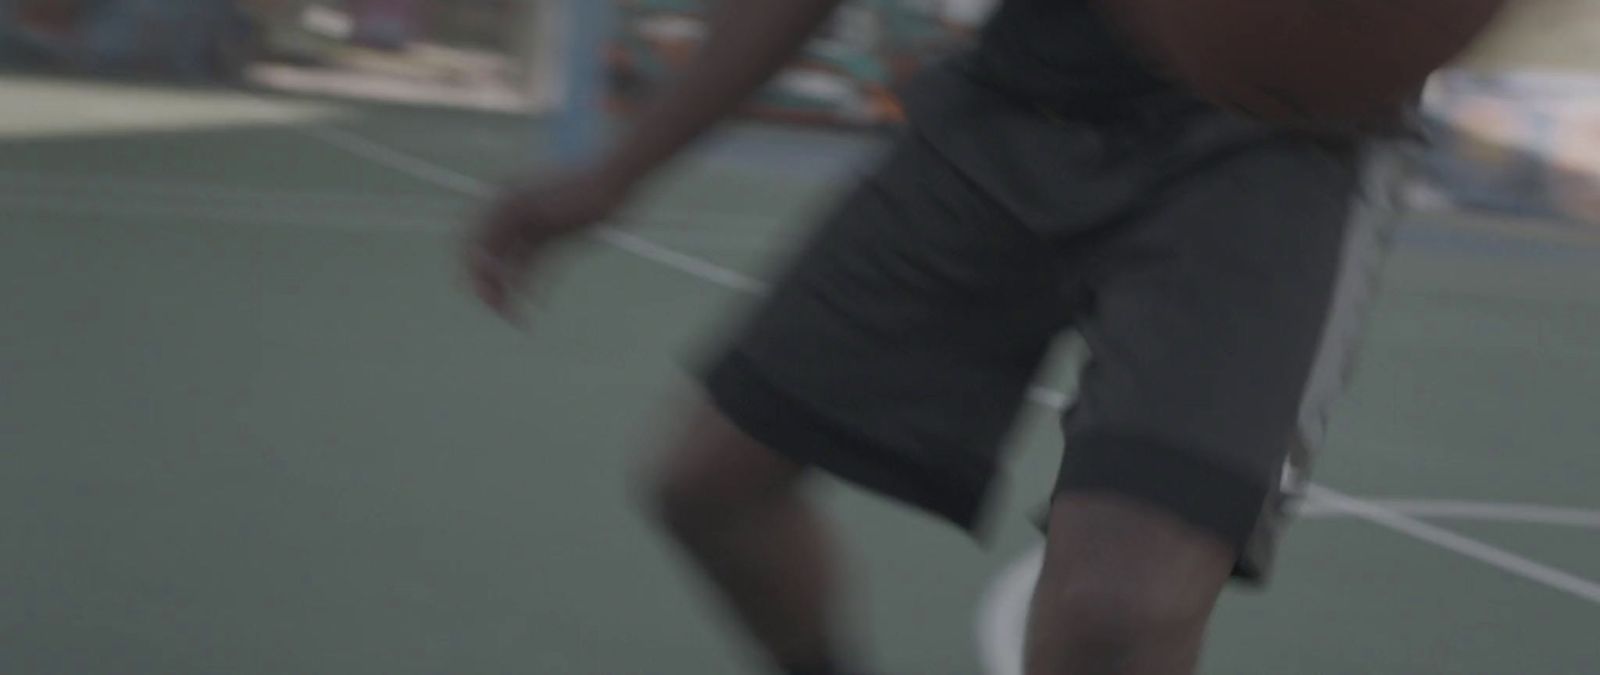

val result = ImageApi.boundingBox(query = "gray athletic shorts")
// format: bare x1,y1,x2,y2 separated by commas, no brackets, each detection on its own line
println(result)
700,96,1404,582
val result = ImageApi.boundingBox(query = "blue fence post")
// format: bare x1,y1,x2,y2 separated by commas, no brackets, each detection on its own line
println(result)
553,0,613,166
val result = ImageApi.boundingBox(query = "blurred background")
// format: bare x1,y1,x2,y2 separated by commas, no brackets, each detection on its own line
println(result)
1,0,550,109
1,1,1597,673
4,0,1594,220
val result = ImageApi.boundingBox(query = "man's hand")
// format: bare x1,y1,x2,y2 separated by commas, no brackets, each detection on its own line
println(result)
466,170,628,320
465,0,844,321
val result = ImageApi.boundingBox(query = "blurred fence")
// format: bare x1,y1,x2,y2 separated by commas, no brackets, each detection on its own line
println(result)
1421,71,1600,228
606,0,982,127
0,0,532,105
1,0,255,80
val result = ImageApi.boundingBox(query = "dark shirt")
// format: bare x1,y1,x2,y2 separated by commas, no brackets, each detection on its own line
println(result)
961,0,1174,108
894,0,1371,236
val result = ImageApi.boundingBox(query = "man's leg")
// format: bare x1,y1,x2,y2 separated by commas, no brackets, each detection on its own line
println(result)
635,130,1074,674
642,402,852,675
1025,496,1233,674
1016,127,1399,674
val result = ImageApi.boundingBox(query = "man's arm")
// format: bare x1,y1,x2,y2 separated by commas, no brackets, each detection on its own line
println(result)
468,0,846,316
598,0,847,189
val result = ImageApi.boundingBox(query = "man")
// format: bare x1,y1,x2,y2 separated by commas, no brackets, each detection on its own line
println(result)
468,0,1403,673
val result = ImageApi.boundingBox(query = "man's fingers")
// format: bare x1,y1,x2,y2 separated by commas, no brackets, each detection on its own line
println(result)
466,248,537,326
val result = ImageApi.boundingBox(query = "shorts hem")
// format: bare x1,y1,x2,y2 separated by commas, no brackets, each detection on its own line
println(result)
703,350,992,533
1055,431,1271,560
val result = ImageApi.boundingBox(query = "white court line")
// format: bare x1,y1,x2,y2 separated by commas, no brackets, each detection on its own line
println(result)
975,501,1600,675
1305,485,1600,604
294,124,492,198
1018,392,1600,605
593,228,768,294
1297,498,1600,529
295,124,774,294
975,495,1600,675
286,121,1600,615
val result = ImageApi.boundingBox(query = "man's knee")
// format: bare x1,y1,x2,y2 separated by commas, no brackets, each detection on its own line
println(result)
1028,495,1235,662
1034,570,1216,643
637,402,806,539
644,459,724,538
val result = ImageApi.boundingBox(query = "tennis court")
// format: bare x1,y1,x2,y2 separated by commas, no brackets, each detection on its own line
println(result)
2,73,1597,674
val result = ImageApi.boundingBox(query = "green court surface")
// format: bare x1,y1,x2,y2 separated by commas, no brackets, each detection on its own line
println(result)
2,74,1598,674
